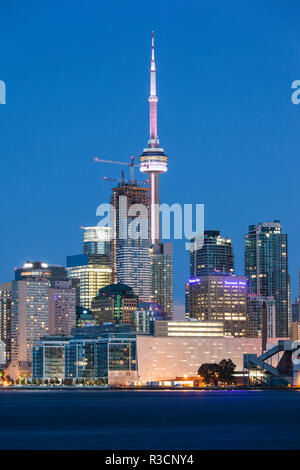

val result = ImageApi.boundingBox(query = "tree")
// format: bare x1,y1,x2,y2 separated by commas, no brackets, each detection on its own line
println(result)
218,359,236,385
198,363,219,386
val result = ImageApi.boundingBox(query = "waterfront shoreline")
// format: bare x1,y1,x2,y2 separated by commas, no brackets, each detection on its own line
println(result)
1,386,300,391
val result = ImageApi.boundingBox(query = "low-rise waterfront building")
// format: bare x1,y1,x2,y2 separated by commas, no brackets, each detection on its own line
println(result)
32,337,69,380
135,335,267,383
32,330,279,386
32,332,137,385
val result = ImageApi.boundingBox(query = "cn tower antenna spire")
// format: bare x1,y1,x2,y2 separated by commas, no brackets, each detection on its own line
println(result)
152,31,155,62
149,31,158,145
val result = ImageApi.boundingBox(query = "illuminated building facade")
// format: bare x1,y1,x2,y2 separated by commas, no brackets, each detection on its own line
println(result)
66,254,112,309
82,226,111,263
76,307,97,328
15,261,67,282
32,332,281,386
91,283,138,325
186,275,248,337
153,320,224,337
9,261,77,369
33,333,138,385
247,295,276,339
65,334,137,385
150,243,173,319
0,282,12,363
190,230,234,277
245,221,289,337
131,302,165,333
11,277,50,366
291,322,300,341
48,280,76,336
32,337,69,380
110,181,151,301
136,336,279,384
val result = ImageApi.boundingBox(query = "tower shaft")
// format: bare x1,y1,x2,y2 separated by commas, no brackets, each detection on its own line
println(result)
149,171,160,244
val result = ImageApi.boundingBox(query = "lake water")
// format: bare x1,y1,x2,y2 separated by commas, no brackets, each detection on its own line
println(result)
0,389,299,449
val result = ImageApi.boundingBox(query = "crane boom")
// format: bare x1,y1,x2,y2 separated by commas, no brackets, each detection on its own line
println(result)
94,156,139,182
94,157,139,167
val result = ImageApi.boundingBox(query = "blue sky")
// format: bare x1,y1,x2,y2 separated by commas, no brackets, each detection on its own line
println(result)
0,0,299,313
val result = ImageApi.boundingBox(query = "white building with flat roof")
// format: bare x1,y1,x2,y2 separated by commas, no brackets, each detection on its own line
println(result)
136,335,280,384
154,320,224,337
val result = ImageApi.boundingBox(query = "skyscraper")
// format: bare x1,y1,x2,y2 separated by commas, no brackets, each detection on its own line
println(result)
48,280,76,336
82,226,111,263
66,226,112,309
9,261,77,371
150,243,173,319
66,254,112,309
0,282,12,364
139,32,173,316
291,298,299,322
186,275,248,337
110,181,151,302
190,230,234,277
11,275,50,367
244,221,289,337
247,295,276,339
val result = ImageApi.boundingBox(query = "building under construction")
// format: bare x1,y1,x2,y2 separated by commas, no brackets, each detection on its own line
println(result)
110,180,151,302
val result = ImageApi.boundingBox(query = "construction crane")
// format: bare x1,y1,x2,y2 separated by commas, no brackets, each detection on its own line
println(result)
94,156,139,182
102,170,125,184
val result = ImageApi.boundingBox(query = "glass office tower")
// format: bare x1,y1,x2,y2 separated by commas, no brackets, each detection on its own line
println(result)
190,230,234,277
66,254,112,310
82,226,111,263
66,226,112,309
150,243,173,319
244,221,289,337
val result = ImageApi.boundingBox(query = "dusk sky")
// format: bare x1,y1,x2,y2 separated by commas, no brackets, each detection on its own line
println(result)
0,1,299,314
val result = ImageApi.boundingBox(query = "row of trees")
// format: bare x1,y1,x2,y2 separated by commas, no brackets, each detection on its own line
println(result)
198,359,236,386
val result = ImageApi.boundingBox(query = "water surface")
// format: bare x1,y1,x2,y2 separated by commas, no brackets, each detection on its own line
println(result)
0,389,299,449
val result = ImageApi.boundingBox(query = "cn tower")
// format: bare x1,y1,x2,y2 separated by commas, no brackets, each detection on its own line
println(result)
140,32,168,245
